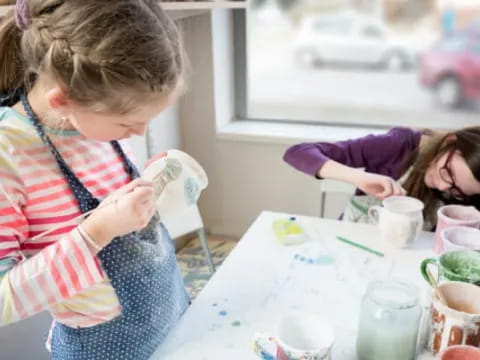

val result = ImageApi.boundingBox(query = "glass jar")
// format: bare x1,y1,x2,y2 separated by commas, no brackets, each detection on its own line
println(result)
356,280,422,360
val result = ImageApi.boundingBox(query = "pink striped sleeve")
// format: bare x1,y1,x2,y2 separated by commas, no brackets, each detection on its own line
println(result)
0,141,105,327
1,226,105,326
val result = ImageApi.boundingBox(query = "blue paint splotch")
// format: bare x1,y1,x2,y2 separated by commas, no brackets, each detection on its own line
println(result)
260,350,276,360
294,253,334,265
218,310,228,316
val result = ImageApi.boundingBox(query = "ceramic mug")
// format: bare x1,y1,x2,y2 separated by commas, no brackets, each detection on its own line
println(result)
142,149,208,219
440,345,480,360
428,281,480,355
434,205,480,253
441,226,480,252
368,196,424,248
253,312,335,360
421,250,480,286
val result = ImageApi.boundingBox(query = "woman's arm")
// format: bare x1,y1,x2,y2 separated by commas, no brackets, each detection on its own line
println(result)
283,127,422,180
321,159,407,198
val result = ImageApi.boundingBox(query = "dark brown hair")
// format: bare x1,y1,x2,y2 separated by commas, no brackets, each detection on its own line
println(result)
403,127,480,224
0,0,186,112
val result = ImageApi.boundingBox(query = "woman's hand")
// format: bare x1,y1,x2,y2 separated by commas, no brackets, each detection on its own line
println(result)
354,172,406,199
318,160,406,199
81,179,156,249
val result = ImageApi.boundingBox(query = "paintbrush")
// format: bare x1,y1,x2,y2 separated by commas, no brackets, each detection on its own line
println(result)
427,268,449,307
336,235,384,257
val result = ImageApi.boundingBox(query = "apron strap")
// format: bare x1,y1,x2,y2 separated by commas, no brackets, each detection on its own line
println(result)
111,141,140,179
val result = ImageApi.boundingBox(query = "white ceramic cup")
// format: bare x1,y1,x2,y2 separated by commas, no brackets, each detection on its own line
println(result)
142,149,208,219
441,226,480,252
368,196,424,248
253,312,335,360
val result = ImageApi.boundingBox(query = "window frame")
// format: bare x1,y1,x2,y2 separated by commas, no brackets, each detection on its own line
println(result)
232,9,478,131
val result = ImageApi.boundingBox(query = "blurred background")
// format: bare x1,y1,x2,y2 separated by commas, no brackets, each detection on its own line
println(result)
247,0,480,129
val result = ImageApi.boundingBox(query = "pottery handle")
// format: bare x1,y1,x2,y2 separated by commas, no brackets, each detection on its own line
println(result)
253,333,276,360
420,258,438,286
368,205,382,225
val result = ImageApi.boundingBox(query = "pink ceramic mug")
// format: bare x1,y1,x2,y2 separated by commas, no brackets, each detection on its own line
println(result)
441,226,480,252
435,205,480,253
440,345,480,360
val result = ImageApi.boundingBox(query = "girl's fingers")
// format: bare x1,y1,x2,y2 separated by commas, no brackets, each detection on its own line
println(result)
391,182,406,196
392,184,402,196
114,179,153,198
118,179,142,193
131,178,153,188
125,186,154,206
378,179,393,198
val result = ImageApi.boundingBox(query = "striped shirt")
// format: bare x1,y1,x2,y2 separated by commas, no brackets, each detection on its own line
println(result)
0,107,127,329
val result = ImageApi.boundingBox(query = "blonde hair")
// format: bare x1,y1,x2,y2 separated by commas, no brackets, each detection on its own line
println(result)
0,0,186,112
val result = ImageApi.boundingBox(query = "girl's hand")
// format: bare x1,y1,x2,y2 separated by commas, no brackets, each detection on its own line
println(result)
81,179,156,249
355,172,406,199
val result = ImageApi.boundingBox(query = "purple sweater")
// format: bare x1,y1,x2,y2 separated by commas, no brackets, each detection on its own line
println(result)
283,127,422,183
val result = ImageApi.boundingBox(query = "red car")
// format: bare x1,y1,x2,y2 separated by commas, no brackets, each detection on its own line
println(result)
420,30,480,108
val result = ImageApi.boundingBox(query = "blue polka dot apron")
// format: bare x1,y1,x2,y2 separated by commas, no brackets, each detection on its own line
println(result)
20,94,190,360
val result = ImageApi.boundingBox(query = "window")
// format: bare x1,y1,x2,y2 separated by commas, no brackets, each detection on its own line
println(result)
470,40,480,55
312,19,352,35
238,0,480,129
437,35,468,52
361,25,383,38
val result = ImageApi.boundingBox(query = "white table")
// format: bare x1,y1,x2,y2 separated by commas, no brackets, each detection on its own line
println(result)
152,211,437,359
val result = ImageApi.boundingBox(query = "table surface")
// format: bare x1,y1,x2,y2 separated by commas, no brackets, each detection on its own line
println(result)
152,211,437,360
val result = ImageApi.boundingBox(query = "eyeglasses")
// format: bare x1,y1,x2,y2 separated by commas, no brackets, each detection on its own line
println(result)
439,150,468,201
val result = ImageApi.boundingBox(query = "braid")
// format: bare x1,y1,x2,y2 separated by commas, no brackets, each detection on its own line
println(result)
2,0,186,111
14,0,30,30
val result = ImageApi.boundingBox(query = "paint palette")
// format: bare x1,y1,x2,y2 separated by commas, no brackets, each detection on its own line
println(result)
272,217,306,246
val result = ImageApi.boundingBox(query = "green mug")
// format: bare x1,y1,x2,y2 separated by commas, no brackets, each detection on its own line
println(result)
421,250,480,286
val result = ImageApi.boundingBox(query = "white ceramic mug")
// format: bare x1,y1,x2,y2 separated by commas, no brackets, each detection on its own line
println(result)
441,226,480,252
142,150,208,219
368,196,424,248
253,312,335,360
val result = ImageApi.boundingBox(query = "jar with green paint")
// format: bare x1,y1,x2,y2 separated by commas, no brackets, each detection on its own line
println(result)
356,280,422,360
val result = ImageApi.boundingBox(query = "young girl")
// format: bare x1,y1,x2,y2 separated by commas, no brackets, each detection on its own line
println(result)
0,1,190,359
284,127,480,228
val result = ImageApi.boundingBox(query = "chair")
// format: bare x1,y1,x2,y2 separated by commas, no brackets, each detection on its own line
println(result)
0,311,52,360
162,204,215,274
319,179,356,218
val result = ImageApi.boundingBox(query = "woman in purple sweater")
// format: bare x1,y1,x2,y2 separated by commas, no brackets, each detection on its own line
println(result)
284,127,480,227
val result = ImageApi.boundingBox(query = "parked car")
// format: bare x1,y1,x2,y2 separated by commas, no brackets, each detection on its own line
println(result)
420,31,480,108
294,11,416,71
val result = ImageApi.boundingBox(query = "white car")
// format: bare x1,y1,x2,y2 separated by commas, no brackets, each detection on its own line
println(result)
294,12,416,70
